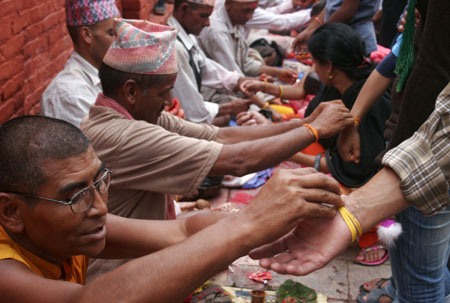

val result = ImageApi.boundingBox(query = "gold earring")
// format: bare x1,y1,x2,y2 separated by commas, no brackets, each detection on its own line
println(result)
328,74,334,79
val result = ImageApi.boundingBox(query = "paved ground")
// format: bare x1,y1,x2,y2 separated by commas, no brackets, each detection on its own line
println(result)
209,246,391,302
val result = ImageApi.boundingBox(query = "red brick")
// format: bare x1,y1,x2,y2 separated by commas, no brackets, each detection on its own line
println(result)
0,32,24,58
0,99,16,123
47,27,66,46
0,0,18,17
42,11,61,31
23,36,48,58
12,12,28,34
24,21,45,40
0,56,24,83
28,4,49,24
2,72,24,99
14,91,25,109
0,16,12,41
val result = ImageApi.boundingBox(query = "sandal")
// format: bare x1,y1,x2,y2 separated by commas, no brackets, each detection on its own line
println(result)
359,277,390,294
357,287,394,303
354,244,389,266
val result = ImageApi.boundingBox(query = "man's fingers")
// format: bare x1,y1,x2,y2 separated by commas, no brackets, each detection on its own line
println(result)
288,169,342,195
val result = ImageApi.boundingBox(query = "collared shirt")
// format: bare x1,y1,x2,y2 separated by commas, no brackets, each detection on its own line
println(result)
198,5,262,77
40,52,102,127
0,225,88,284
168,17,240,124
382,82,450,216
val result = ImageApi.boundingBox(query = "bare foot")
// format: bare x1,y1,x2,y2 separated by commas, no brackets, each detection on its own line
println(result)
355,244,388,264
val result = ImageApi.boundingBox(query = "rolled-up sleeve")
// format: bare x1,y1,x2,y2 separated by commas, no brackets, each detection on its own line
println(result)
382,83,450,216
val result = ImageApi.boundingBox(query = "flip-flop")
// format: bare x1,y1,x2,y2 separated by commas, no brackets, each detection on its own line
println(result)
357,287,394,303
354,245,389,266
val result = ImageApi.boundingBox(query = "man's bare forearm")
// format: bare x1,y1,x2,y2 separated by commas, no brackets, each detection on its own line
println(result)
345,167,411,232
216,119,304,144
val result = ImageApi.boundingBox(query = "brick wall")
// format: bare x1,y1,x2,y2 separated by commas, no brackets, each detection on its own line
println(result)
0,0,124,124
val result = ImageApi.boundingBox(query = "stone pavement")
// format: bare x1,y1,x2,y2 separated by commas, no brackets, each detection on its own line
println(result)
209,245,391,303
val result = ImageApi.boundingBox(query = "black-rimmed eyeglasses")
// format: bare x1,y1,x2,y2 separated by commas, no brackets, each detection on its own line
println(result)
6,168,112,214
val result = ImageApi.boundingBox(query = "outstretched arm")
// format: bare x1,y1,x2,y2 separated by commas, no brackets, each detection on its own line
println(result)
212,101,354,176
249,167,410,275
0,168,344,303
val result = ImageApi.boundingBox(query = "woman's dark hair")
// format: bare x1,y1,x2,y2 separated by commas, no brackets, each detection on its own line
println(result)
307,23,373,81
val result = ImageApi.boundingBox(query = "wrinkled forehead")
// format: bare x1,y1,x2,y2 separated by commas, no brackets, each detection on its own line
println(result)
39,146,101,182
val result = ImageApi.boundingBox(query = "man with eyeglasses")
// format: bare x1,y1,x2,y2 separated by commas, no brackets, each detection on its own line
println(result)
0,115,344,302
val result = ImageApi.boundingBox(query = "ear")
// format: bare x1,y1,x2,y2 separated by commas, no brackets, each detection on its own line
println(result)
0,193,25,234
326,60,333,75
79,26,93,45
123,79,139,105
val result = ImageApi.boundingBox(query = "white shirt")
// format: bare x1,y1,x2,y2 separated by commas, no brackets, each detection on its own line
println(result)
213,0,311,31
198,5,263,77
40,52,102,127
247,2,311,31
168,17,240,124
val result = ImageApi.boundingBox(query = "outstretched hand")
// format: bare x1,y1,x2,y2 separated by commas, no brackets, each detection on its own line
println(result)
337,126,361,163
249,210,351,276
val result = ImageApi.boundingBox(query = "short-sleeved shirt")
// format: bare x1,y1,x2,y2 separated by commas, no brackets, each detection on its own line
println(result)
40,52,102,127
325,0,381,54
0,225,88,284
80,99,223,279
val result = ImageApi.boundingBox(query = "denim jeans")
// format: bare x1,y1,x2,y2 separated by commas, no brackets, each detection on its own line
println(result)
389,204,450,303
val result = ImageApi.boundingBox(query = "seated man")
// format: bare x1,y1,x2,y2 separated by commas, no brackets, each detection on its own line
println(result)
40,0,119,127
0,115,344,302
169,0,251,125
197,0,298,81
81,18,353,279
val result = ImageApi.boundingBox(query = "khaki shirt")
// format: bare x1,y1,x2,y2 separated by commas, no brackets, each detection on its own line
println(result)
81,106,222,280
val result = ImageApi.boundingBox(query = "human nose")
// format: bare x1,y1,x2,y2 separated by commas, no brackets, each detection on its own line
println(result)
86,189,108,217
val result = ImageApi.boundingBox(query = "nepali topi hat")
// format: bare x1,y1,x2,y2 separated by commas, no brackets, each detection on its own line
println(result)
66,0,120,26
103,18,178,75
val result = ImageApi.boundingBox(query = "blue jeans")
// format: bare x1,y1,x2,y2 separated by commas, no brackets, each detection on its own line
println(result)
389,204,450,303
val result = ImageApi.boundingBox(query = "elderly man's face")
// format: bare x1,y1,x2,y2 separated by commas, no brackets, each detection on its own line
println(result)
225,1,258,25
19,146,108,264
136,74,178,124
181,3,214,36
